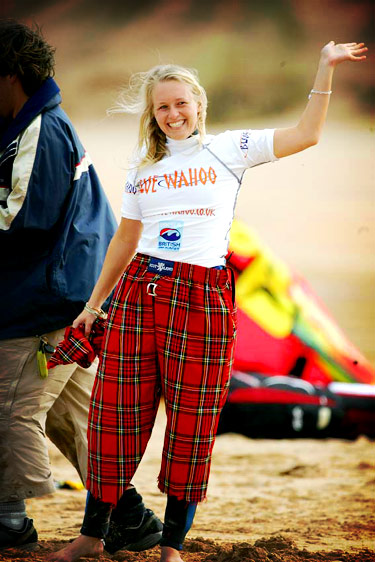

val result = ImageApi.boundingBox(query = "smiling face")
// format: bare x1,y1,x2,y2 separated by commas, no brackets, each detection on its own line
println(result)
152,79,200,141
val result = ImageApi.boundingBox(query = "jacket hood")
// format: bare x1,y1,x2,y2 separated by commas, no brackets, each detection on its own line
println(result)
0,78,61,151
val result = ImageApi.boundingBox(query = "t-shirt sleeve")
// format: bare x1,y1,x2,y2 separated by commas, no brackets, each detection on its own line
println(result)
226,128,278,169
121,166,142,220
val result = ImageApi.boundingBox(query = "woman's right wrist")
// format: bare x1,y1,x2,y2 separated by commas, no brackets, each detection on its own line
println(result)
84,302,107,320
87,299,103,309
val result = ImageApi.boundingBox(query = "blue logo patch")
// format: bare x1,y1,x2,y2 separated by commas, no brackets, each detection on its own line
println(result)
147,257,174,276
158,221,183,251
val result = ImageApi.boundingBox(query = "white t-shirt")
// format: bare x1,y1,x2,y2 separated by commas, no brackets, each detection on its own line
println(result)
121,129,277,267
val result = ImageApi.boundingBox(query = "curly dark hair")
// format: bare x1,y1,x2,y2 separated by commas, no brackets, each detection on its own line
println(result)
0,19,55,96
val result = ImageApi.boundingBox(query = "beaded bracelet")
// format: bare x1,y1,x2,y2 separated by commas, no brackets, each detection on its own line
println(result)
84,302,108,320
308,89,332,100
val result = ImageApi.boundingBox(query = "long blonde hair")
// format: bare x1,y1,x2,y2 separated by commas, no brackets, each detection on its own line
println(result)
112,64,208,167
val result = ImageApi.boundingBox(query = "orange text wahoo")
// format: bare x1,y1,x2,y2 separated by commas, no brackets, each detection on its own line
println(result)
136,166,218,194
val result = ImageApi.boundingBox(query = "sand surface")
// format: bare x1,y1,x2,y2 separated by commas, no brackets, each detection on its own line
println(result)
1,413,374,561
1,119,373,562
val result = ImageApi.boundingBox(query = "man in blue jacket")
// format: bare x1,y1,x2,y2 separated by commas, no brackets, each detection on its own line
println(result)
0,20,162,552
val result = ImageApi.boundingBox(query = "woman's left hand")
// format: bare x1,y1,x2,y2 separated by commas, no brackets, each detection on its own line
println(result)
320,41,367,67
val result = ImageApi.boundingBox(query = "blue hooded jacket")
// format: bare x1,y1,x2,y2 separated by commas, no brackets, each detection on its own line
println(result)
0,78,117,339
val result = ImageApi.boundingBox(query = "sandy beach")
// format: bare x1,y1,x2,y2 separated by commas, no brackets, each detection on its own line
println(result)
1,410,374,561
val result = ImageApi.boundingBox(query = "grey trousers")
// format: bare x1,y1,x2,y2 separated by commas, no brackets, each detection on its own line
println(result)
0,329,97,503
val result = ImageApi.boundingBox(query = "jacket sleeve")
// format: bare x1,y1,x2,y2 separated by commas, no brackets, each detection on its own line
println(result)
1,112,75,235
0,114,42,230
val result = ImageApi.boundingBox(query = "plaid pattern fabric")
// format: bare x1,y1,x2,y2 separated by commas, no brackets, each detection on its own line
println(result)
87,253,237,505
47,319,106,369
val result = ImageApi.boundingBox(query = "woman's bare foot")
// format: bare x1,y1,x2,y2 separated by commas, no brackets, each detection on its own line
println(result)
46,534,104,562
160,545,183,562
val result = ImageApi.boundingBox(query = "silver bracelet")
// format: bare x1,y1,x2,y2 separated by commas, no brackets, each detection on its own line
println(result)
84,302,108,320
308,89,332,100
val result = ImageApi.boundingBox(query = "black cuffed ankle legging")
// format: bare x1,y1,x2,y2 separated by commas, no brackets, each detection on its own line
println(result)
160,495,197,551
80,490,197,551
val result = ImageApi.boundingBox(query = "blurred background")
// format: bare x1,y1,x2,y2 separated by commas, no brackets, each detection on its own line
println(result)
2,0,374,120
1,0,374,364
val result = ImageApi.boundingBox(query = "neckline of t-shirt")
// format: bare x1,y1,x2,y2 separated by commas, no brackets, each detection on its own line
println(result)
166,134,200,154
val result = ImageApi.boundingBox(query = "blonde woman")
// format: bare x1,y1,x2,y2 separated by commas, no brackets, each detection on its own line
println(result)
48,41,367,562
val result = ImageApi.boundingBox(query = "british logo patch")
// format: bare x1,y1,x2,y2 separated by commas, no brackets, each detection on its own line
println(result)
158,221,183,251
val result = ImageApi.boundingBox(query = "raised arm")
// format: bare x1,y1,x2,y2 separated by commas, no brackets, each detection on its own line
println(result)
73,217,143,335
273,41,367,159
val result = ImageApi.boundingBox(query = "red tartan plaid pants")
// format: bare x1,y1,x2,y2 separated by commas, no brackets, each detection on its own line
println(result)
87,253,237,505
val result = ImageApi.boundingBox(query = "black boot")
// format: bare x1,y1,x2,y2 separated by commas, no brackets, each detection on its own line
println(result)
104,487,162,554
